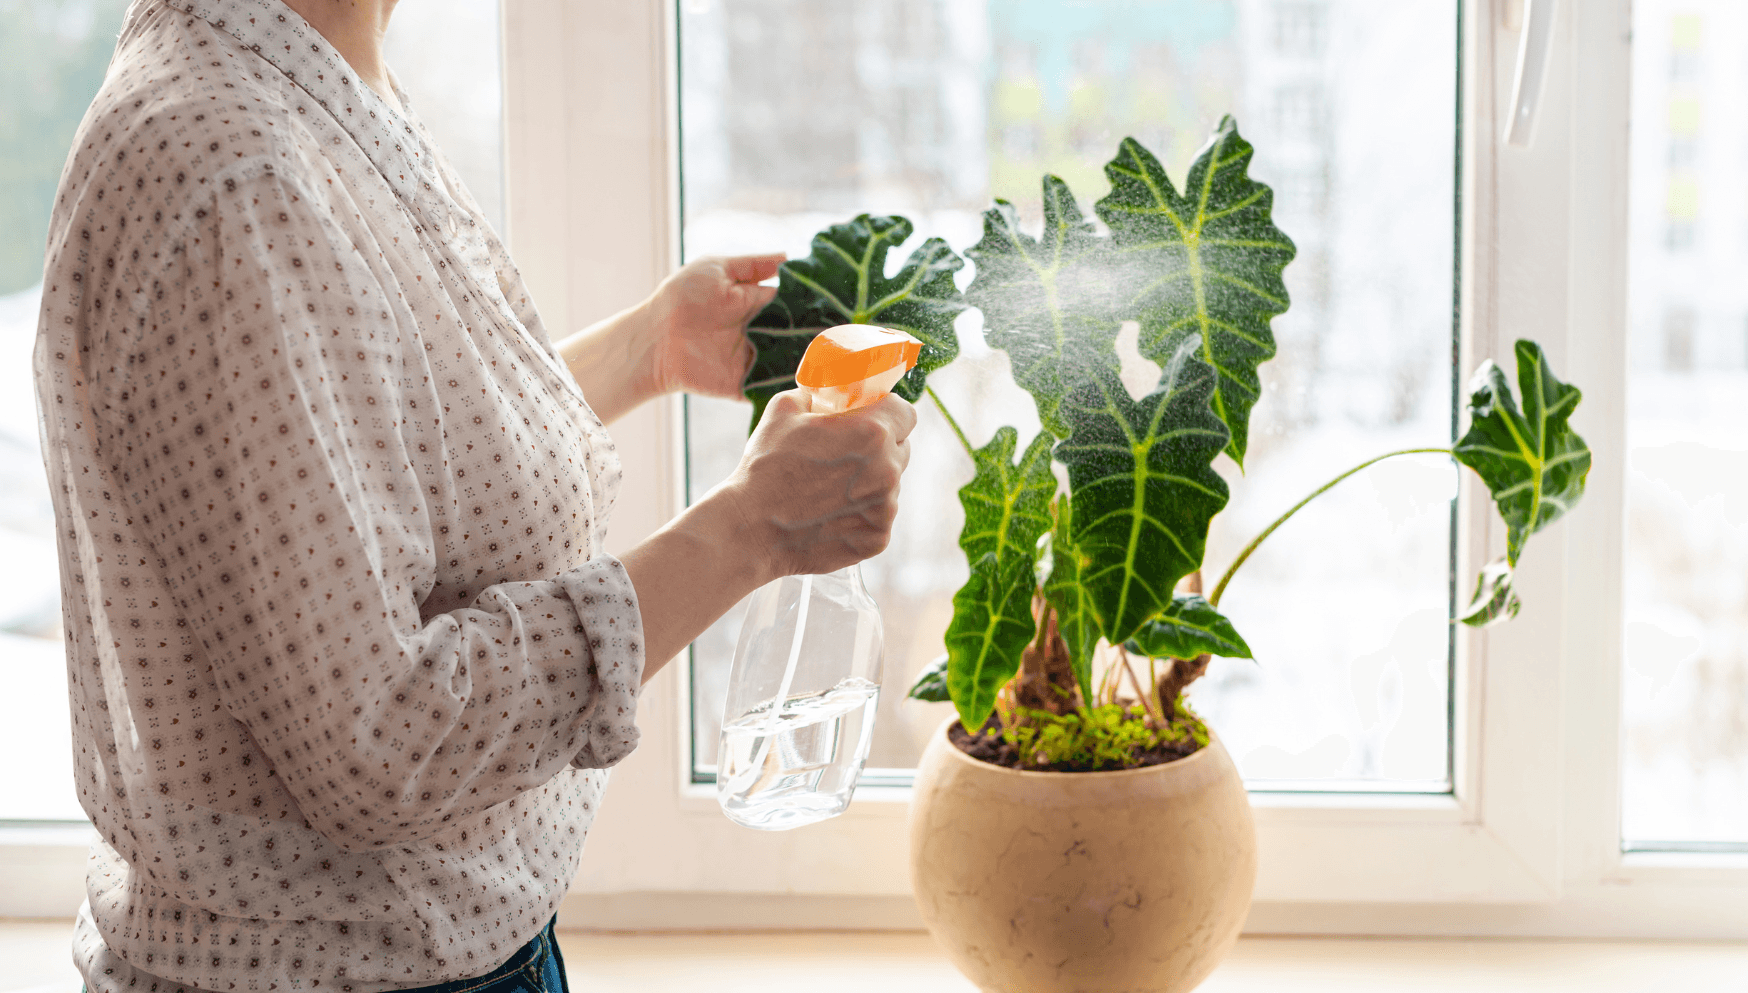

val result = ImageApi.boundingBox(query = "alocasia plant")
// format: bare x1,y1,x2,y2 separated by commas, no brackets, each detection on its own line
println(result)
1450,341,1591,624
740,119,1593,756
1036,500,1101,705
1096,119,1295,467
963,176,1124,438
941,428,1056,728
1053,340,1230,647
1126,595,1253,664
743,214,966,429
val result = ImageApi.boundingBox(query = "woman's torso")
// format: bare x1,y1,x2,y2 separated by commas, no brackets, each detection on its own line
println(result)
36,1,623,988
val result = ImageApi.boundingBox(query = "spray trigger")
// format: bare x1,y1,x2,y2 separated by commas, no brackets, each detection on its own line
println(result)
796,324,922,414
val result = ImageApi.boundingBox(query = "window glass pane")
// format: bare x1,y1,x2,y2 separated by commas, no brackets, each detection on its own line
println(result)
1622,0,1748,848
682,0,1457,789
0,0,503,822
0,0,134,822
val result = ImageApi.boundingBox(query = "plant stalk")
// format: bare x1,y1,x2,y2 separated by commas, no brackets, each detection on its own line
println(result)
1118,647,1158,722
1208,447,1454,608
1096,644,1123,706
925,384,978,461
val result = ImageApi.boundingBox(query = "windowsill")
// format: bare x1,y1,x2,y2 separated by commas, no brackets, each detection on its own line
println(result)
0,822,92,847
5,922,1745,992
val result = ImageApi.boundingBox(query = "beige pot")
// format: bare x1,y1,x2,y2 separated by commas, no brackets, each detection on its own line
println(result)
908,720,1256,993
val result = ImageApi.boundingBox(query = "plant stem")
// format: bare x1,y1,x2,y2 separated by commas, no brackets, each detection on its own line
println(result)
1136,641,1166,718
925,384,978,461
1096,644,1122,706
1208,447,1454,608
1122,654,1153,720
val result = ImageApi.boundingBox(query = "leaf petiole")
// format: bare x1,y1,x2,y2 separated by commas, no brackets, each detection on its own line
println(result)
1208,447,1454,608
926,384,979,462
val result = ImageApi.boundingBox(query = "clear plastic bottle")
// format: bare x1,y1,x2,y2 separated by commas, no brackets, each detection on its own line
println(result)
716,566,884,829
716,325,921,830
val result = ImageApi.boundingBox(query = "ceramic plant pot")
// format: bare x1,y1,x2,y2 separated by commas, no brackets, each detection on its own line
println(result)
908,719,1256,993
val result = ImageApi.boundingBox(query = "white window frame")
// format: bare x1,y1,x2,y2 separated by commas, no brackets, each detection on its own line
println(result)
8,0,1747,937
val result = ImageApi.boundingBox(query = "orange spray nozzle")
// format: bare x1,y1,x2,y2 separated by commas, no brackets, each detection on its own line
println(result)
795,324,922,413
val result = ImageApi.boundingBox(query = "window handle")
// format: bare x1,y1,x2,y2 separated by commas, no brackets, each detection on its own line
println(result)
1504,0,1558,147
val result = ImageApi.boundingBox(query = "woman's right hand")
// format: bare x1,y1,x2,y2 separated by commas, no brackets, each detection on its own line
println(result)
619,389,916,683
719,390,918,581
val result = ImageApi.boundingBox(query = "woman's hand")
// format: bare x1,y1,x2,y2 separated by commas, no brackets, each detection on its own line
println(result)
559,253,783,424
645,253,784,399
721,390,918,579
618,390,917,682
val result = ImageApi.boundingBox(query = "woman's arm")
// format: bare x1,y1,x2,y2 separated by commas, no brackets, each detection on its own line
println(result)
557,254,785,424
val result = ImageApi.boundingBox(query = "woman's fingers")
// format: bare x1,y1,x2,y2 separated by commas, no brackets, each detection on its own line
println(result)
735,336,756,378
759,388,809,422
864,392,919,444
732,281,779,325
729,389,916,577
723,253,786,284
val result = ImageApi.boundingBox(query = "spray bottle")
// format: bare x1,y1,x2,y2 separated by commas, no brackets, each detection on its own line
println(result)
716,324,922,830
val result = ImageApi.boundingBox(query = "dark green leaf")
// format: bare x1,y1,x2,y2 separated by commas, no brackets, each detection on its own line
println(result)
944,552,1038,732
957,427,1057,569
1452,340,1591,565
1054,336,1230,646
739,324,814,433
1124,594,1253,660
742,214,967,429
1458,558,1521,628
940,427,1055,729
1095,119,1295,467
906,653,952,703
966,177,1123,437
1039,510,1100,707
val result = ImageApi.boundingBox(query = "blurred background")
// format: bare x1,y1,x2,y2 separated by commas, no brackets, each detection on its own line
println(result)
0,0,1741,848
1621,0,1748,847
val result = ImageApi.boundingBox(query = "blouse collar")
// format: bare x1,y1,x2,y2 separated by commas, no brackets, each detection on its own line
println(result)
158,0,443,216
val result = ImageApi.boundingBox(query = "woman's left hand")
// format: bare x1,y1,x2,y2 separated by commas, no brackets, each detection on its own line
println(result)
644,253,784,400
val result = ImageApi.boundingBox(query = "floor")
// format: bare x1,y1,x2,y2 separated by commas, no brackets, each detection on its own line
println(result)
5,922,1747,992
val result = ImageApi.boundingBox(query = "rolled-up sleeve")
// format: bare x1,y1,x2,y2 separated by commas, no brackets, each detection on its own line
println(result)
91,163,643,852
556,562,643,768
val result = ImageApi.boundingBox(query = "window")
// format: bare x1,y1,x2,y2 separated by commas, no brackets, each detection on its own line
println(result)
682,0,1459,792
1273,1,1329,59
1622,0,1748,850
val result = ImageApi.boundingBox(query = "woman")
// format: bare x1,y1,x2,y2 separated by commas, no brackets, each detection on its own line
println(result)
33,0,915,990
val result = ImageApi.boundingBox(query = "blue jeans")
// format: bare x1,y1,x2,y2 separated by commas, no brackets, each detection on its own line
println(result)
414,917,569,993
